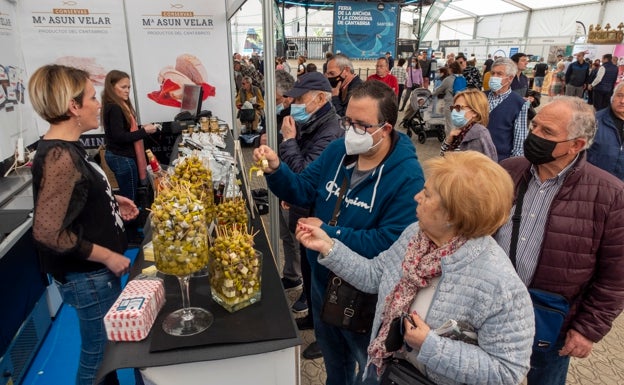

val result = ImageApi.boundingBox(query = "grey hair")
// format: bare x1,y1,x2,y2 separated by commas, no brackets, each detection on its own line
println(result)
275,69,294,96
611,82,624,104
306,90,332,103
550,96,597,149
491,58,517,77
331,53,354,73
242,76,253,84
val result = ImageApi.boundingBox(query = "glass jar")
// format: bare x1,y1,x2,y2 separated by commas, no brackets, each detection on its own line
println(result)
151,194,209,276
209,117,219,133
209,245,262,313
200,117,209,132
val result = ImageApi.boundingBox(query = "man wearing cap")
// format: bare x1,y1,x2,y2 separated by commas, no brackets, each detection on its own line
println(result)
279,72,345,356
325,53,364,117
254,81,424,385
367,57,399,96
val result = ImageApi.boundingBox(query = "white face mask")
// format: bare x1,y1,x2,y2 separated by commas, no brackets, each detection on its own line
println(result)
344,126,384,155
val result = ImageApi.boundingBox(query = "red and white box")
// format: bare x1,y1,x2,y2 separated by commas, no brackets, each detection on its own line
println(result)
104,279,165,341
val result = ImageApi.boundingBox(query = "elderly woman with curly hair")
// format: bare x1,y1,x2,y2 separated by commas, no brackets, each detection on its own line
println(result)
296,151,534,385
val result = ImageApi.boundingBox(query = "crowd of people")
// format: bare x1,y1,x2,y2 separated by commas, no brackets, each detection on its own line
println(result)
23,45,623,385
244,49,623,385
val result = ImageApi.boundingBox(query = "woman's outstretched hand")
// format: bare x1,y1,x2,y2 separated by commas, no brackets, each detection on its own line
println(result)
296,221,334,256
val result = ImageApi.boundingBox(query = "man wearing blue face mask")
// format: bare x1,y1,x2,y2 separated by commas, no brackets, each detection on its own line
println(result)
486,58,529,162
253,81,424,385
280,71,344,172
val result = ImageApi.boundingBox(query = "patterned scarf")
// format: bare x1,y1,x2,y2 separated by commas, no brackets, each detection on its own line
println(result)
368,229,468,374
447,121,476,151
129,115,147,181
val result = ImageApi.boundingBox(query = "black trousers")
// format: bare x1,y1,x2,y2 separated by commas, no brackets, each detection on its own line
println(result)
592,90,612,112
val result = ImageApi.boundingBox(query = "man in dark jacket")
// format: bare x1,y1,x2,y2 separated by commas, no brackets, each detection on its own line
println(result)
589,53,619,111
495,96,624,385
486,58,529,161
279,72,345,357
587,81,624,180
510,52,530,97
565,52,589,98
325,53,363,117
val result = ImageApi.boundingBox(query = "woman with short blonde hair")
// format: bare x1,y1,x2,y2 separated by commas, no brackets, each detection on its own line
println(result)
29,64,138,385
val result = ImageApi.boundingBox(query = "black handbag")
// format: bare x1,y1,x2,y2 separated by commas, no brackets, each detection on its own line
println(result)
321,272,378,334
238,108,255,122
320,177,378,334
380,358,437,385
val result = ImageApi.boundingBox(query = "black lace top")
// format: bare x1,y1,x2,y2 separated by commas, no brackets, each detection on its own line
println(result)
31,139,127,277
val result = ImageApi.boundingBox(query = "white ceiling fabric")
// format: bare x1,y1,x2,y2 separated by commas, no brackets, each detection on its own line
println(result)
428,0,602,21
415,0,624,41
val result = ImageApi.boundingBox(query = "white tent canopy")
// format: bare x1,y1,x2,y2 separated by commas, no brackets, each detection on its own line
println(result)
231,1,624,57
432,0,604,20
410,0,624,41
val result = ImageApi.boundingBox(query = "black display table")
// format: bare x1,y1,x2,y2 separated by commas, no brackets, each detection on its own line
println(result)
96,132,301,383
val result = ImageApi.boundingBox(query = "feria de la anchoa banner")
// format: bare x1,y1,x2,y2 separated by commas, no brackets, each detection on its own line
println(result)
333,2,398,59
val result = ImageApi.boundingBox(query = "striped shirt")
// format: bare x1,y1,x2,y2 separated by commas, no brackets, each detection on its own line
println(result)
495,156,579,285
488,89,529,157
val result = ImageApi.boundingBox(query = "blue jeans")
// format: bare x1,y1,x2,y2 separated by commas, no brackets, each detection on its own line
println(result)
534,76,545,87
526,336,570,385
310,276,375,385
105,151,138,202
56,268,122,385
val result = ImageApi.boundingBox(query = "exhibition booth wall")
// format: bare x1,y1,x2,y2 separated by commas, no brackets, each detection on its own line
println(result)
0,0,236,168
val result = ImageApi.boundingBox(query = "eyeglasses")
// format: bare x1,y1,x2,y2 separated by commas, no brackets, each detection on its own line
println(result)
449,104,470,112
339,116,386,135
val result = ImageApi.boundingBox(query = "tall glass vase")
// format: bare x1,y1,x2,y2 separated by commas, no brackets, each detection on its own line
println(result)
161,274,213,336
152,197,213,336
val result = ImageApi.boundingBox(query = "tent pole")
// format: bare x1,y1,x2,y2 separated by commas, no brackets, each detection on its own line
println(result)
263,0,280,262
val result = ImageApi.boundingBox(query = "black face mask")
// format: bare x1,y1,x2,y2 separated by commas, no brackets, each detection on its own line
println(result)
327,74,343,88
523,131,574,165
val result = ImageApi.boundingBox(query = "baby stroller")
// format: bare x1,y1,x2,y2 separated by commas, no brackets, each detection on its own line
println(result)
400,88,446,144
